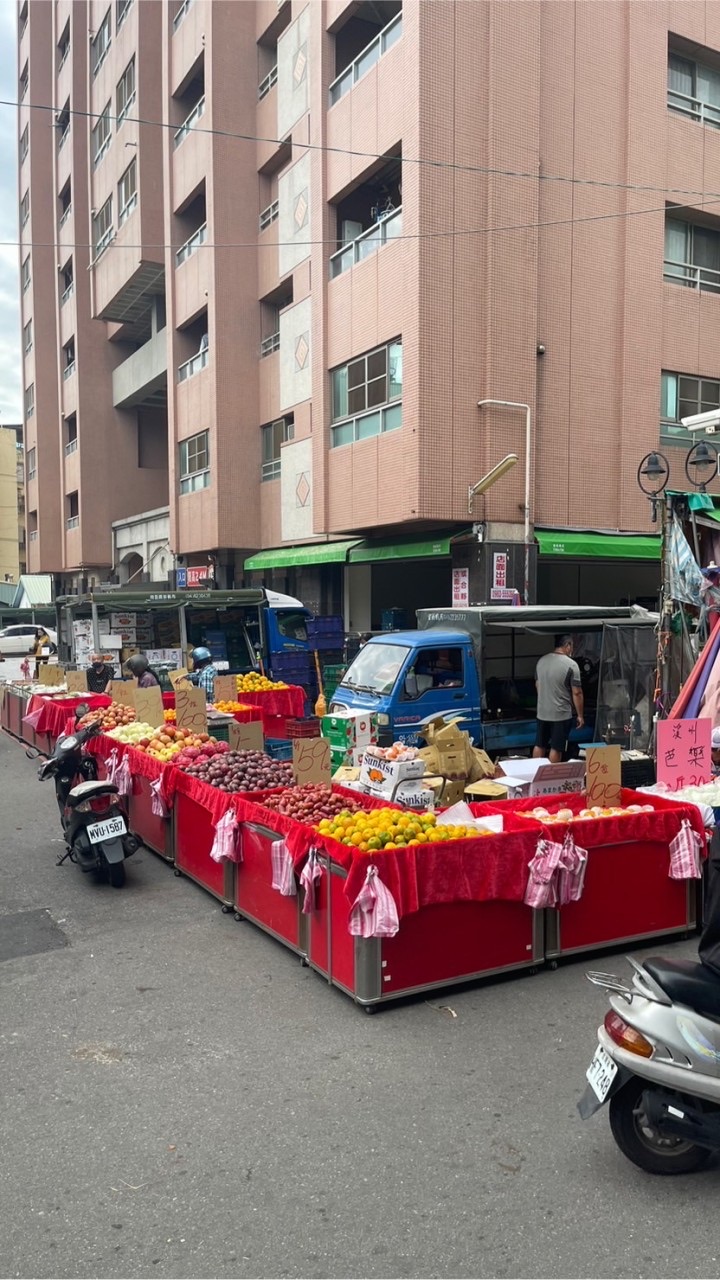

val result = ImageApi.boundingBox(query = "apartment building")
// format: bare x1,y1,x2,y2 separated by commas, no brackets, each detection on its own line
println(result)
0,426,24,584
19,1,720,625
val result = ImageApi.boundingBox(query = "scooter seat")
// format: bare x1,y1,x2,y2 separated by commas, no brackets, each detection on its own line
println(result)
67,779,119,805
645,957,720,1021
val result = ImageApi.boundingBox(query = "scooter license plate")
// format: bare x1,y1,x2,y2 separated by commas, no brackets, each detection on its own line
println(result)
586,1044,618,1102
87,816,127,844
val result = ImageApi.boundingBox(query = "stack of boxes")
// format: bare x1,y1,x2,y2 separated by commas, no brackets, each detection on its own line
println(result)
321,711,378,773
72,619,122,676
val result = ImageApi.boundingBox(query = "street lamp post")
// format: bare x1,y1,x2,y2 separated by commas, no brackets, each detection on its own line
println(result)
477,399,532,604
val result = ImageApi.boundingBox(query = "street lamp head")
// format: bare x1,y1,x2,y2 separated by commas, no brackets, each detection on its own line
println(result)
468,454,518,513
639,452,668,484
685,439,719,492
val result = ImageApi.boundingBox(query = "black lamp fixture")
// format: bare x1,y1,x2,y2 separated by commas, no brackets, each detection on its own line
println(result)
685,440,719,492
637,451,670,522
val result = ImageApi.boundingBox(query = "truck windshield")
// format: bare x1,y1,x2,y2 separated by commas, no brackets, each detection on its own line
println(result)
340,643,410,694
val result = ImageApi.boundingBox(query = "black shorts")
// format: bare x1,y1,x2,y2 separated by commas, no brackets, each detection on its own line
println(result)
536,718,573,755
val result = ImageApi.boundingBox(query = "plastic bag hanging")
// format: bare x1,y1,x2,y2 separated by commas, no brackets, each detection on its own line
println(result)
557,830,589,906
348,865,399,939
210,810,240,863
300,848,322,914
271,839,296,896
524,836,564,908
669,818,704,880
21,705,45,731
113,752,132,798
150,777,169,819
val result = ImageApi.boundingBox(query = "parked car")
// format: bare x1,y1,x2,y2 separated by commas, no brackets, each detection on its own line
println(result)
0,624,58,656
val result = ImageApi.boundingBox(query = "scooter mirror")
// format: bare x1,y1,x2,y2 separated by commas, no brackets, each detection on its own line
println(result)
25,747,41,760
75,702,89,720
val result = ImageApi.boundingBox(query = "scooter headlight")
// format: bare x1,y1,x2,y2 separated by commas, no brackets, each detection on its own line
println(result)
604,1010,654,1058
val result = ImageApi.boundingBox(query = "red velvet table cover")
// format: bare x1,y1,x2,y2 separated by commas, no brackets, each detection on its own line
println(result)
27,693,111,738
235,686,305,726
161,692,262,724
468,788,707,849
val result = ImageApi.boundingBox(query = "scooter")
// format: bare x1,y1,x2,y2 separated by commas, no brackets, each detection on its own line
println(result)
29,704,139,888
578,957,720,1174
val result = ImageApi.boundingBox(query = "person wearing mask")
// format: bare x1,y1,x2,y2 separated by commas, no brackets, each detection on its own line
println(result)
86,653,115,693
533,633,585,763
124,654,160,688
188,646,217,702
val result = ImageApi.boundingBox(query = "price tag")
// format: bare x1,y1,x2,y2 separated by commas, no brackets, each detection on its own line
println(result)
292,737,331,785
176,684,208,734
657,718,712,790
213,674,237,705
107,680,136,707
65,670,88,693
132,685,164,728
39,664,64,687
585,746,622,807
227,719,264,752
168,668,189,692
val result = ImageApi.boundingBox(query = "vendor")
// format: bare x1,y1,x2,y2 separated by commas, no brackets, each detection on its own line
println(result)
189,645,217,702
712,727,720,776
86,653,115,693
124,654,160,688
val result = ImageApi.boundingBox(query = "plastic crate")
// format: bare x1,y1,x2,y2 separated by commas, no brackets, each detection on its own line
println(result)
322,663,346,681
307,616,344,637
266,739,293,761
286,717,321,739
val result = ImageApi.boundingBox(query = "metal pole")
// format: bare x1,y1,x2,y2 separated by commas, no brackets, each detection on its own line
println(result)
179,604,188,664
477,399,532,604
90,599,101,655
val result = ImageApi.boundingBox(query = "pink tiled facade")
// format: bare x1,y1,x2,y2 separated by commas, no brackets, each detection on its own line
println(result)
17,0,720,590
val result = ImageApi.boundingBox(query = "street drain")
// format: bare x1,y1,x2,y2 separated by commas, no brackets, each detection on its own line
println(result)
0,908,69,963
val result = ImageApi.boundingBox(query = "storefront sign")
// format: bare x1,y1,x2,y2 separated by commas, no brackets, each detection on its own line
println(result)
451,568,469,608
186,566,210,587
585,745,622,807
490,588,520,602
493,553,507,590
292,737,331,785
657,718,711,790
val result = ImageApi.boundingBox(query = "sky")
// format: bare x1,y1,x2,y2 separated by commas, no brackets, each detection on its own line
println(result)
0,0,21,425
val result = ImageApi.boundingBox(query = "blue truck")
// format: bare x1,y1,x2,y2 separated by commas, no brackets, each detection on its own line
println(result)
328,604,658,755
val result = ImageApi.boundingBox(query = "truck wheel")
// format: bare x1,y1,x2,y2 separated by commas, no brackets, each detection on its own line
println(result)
608,1078,712,1175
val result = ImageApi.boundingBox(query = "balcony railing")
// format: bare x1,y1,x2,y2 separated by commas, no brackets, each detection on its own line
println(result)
175,221,207,265
29,530,37,541
177,347,209,382
330,206,402,278
258,65,277,101
173,0,192,32
664,257,720,293
94,226,115,259
259,200,279,232
66,515,79,530
58,126,71,152
173,96,205,148
61,282,74,306
668,88,720,130
59,203,72,228
117,90,136,126
329,12,402,105
260,332,280,357
63,361,76,380
59,43,70,71
118,193,138,227
64,438,78,456
93,134,111,168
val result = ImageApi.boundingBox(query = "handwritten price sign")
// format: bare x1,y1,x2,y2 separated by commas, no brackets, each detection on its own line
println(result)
168,668,189,692
585,746,622,807
657,718,712,791
227,719,264,752
107,680,136,707
38,664,64,687
292,738,331,785
132,685,164,728
65,670,88,693
175,685,208,734
213,675,237,705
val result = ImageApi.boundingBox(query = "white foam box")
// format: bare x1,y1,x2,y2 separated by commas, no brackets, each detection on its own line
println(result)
498,758,586,798
359,750,426,798
111,612,137,630
394,782,436,810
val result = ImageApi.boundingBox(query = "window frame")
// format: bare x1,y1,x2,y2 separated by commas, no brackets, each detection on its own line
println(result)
116,0,133,31
179,430,210,494
21,255,30,292
19,125,28,164
92,101,112,166
118,157,137,226
661,369,720,445
91,9,112,77
27,448,36,479
24,383,35,418
23,319,32,354
116,56,136,125
20,190,29,227
330,338,403,447
92,195,114,258
261,416,295,480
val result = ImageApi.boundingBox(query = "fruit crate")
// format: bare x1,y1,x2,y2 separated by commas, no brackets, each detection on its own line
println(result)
307,616,344,637
322,663,347,683
286,717,321,739
266,738,293,761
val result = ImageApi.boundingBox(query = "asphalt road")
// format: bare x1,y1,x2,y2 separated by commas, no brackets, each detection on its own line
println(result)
1,728,720,1280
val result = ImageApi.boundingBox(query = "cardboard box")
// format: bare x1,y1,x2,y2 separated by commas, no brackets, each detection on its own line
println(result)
394,782,437,810
321,712,378,749
359,750,425,798
464,780,510,802
497,758,586,798
111,612,137,630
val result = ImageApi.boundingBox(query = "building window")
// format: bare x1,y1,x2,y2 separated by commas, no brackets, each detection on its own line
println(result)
19,63,28,102
24,384,34,418
91,9,112,76
661,371,720,444
92,102,112,166
116,0,133,31
259,200,279,232
331,339,402,446
27,448,36,479
19,1,28,37
21,256,30,293
116,56,135,125
64,415,78,456
178,334,209,382
58,21,70,69
668,50,720,130
118,158,137,226
66,491,79,529
664,216,720,293
173,0,193,33
258,63,278,100
173,95,205,148
179,430,210,493
56,101,70,150
23,320,32,354
92,196,114,258
63,340,76,380
20,190,29,227
61,258,74,304
329,9,402,106
261,416,294,480
19,125,28,164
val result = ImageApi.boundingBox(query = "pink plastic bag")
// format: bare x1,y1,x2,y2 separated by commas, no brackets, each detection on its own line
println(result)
524,836,563,908
348,865,399,939
150,777,169,819
557,832,588,905
271,839,296,896
300,849,322,914
107,749,131,798
669,819,703,880
21,706,44,731
209,810,240,863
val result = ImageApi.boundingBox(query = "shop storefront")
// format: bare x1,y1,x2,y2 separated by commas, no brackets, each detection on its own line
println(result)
536,530,661,609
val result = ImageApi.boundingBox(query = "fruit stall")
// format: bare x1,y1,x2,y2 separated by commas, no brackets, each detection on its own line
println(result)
2,688,709,1010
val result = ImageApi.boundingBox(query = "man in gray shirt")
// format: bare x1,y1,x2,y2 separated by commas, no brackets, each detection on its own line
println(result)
533,634,585,762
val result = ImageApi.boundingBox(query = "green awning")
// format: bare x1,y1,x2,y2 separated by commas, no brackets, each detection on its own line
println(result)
348,527,471,563
244,540,360,571
536,530,661,560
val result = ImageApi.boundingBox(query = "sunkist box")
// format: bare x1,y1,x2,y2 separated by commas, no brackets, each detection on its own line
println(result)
321,712,378,750
359,749,425,798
